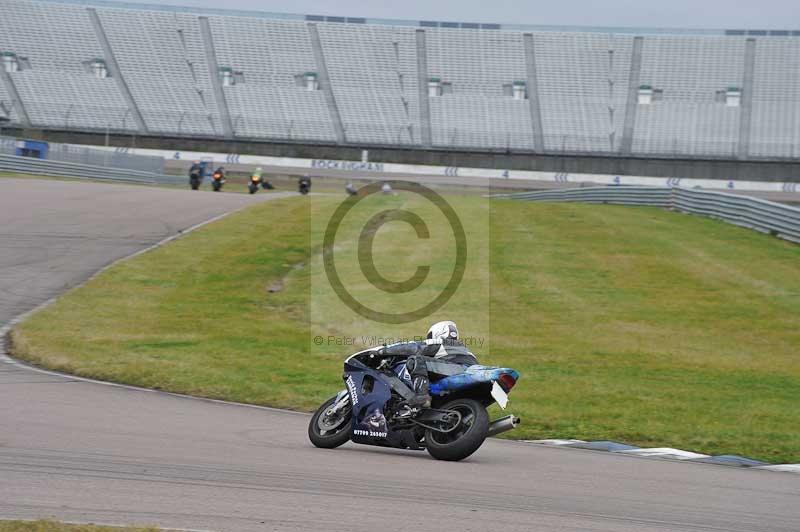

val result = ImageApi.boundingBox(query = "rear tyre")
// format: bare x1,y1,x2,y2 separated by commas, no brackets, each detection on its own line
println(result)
248,184,257,194
308,395,352,449
425,398,488,461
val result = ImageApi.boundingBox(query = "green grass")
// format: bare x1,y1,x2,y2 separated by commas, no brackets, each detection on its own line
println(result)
11,195,800,463
0,521,158,532
490,202,800,463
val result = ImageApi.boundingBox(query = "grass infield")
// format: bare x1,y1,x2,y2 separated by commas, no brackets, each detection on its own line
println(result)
11,195,800,463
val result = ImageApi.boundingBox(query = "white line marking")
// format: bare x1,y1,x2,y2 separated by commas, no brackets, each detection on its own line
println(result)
755,464,800,473
523,439,587,446
613,448,710,460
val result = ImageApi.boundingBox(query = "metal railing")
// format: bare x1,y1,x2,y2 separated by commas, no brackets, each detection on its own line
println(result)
500,186,800,244
0,154,182,185
0,134,165,174
46,143,165,174
3,104,800,161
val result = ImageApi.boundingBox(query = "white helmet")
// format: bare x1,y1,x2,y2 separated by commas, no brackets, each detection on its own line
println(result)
426,320,459,341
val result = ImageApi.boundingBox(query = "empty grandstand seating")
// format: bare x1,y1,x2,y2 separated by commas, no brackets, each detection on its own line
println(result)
0,77,17,122
0,0,102,73
97,9,221,135
425,28,532,150
534,33,632,152
0,0,797,159
750,39,800,158
632,36,745,157
210,16,335,141
317,24,419,145
0,0,134,130
13,71,132,130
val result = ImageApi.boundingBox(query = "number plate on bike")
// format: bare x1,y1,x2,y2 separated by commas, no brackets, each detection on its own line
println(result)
491,381,508,409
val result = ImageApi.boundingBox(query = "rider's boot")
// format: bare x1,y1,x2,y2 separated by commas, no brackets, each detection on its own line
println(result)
405,375,431,409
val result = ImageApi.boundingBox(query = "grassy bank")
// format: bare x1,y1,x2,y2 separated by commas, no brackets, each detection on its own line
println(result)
12,195,800,462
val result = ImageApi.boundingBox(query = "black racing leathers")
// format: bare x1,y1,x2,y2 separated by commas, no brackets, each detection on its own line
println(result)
379,339,478,408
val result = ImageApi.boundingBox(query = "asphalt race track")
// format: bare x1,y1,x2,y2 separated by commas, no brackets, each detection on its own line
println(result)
0,178,798,532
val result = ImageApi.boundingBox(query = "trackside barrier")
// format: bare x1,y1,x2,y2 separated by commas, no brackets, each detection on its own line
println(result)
79,144,800,194
0,154,183,185
499,186,800,244
0,136,165,174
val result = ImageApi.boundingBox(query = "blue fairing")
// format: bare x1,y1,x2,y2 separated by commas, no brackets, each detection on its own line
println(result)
426,365,519,395
393,363,518,395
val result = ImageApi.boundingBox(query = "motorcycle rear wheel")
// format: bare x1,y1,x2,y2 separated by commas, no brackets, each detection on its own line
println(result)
308,395,352,449
425,398,488,461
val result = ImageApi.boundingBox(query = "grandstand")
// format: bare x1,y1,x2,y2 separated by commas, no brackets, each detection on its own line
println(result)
0,0,799,160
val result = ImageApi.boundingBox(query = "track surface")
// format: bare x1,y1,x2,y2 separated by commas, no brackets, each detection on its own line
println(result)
1,178,798,532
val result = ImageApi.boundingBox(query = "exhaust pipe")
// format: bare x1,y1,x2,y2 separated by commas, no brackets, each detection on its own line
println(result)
487,415,520,437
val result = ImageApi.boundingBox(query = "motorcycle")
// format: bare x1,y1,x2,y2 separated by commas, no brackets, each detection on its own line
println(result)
211,169,225,192
189,171,201,190
248,174,260,194
298,177,311,195
308,347,520,461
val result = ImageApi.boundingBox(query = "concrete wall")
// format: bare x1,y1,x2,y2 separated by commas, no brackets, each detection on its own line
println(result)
6,127,800,182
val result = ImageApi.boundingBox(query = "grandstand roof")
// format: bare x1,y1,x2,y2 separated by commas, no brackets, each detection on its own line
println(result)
35,0,800,38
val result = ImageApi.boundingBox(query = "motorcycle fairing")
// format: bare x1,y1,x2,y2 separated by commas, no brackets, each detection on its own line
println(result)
429,365,520,395
343,357,420,448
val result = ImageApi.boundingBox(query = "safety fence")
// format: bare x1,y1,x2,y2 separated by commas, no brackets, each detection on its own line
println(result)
0,135,165,174
4,103,800,160
0,154,182,185
499,186,800,244
46,143,165,174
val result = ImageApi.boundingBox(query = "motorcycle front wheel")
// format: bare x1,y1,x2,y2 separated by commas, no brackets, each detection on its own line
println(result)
308,395,352,449
425,398,489,461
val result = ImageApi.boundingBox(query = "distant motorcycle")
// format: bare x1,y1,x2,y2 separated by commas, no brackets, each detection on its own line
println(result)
248,174,260,194
309,347,520,461
211,168,225,192
189,171,201,190
189,160,210,190
298,176,311,195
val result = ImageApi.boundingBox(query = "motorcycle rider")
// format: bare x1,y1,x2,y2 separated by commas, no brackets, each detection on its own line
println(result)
252,167,263,185
189,161,202,178
377,321,477,410
298,174,311,194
